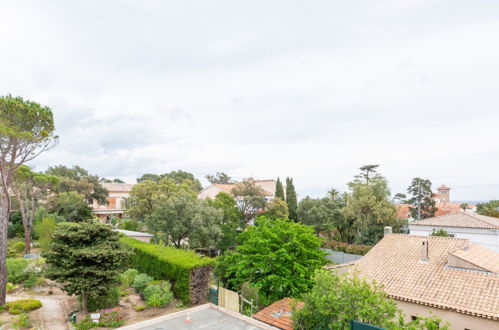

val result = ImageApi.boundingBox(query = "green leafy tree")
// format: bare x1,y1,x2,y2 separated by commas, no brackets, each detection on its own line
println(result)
219,217,327,304
45,222,131,313
293,270,449,330
11,165,59,253
0,95,58,305
162,170,203,192
206,172,233,184
285,177,298,221
476,200,499,218
407,178,436,220
293,270,400,329
275,177,285,200
342,165,399,244
136,173,161,183
146,190,223,248
126,177,197,220
46,165,108,205
265,197,289,220
298,192,346,238
207,192,242,252
34,216,57,253
232,179,266,226
47,192,93,222
392,193,407,204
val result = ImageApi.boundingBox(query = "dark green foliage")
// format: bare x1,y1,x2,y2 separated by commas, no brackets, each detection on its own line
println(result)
47,192,93,222
293,270,450,330
431,229,449,237
207,192,242,252
275,177,285,200
6,299,42,314
137,171,202,192
46,165,108,205
85,286,121,312
8,211,24,238
45,222,131,312
477,200,499,218
118,218,143,231
285,177,298,221
206,172,233,184
298,192,345,237
132,273,153,294
407,178,436,220
219,217,327,304
343,165,399,244
122,237,215,303
293,270,400,329
232,179,267,226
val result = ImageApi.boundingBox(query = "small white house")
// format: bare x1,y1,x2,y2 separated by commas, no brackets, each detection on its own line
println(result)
409,212,499,251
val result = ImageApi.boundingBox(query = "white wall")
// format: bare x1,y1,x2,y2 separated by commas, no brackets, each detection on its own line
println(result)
409,225,499,251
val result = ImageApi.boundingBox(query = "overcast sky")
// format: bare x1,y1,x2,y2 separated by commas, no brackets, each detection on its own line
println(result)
1,0,498,201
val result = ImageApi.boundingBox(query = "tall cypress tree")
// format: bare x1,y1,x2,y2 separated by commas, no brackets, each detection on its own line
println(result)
275,177,285,200
286,177,298,221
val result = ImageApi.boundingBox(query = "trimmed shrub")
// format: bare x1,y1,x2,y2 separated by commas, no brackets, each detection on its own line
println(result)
135,304,146,311
132,274,153,294
121,237,215,304
120,268,139,288
86,287,121,312
323,241,373,255
143,281,173,307
6,299,42,314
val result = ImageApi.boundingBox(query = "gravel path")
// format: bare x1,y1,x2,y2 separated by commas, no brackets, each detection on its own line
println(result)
7,294,69,330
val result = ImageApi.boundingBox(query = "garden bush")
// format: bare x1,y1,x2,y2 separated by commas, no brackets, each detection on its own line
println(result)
120,268,139,288
85,287,121,312
74,317,95,330
132,273,153,294
323,240,373,255
6,299,42,315
13,313,30,329
122,237,215,303
98,308,125,328
143,281,173,307
6,258,30,284
11,241,25,253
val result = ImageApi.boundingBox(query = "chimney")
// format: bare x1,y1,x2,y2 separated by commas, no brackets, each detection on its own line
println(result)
384,226,392,236
420,239,429,261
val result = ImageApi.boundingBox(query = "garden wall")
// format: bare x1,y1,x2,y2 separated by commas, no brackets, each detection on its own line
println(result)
321,248,363,264
121,237,215,304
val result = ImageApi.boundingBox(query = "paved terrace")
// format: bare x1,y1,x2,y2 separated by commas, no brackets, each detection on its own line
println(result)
118,304,273,330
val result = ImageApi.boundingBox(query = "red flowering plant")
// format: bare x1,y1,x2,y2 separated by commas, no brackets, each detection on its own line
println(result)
98,308,125,328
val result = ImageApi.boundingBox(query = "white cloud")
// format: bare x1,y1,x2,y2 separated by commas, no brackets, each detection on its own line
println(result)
1,0,498,200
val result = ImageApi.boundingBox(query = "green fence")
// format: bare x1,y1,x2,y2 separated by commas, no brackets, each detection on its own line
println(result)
351,320,384,330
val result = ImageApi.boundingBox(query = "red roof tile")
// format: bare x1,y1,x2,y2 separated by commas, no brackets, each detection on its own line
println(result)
252,298,303,330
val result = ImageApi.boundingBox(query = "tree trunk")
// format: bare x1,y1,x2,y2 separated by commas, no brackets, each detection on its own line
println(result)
0,193,10,306
23,225,31,254
82,291,88,314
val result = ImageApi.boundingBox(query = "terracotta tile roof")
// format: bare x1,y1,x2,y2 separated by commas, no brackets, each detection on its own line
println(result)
349,234,499,320
395,204,414,219
410,212,499,229
252,298,303,330
450,244,499,274
100,182,134,192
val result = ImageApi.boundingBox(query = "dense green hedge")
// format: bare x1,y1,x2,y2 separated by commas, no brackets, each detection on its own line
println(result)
121,237,215,303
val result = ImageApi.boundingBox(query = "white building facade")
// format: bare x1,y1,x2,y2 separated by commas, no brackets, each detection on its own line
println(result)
409,212,499,252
